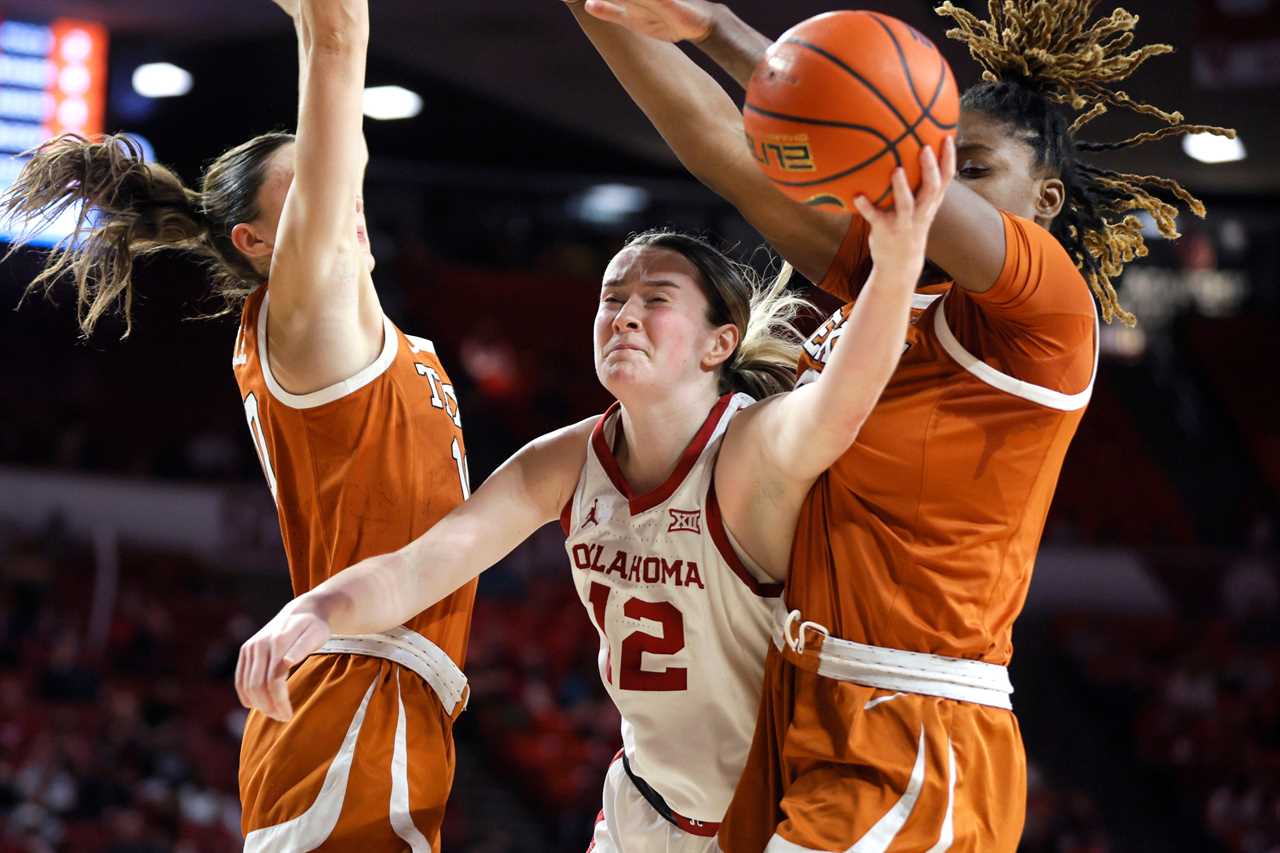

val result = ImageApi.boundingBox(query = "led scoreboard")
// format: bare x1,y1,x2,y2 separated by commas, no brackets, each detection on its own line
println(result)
0,18,108,246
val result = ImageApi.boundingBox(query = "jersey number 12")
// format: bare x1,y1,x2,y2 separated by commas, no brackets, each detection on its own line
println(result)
589,582,687,692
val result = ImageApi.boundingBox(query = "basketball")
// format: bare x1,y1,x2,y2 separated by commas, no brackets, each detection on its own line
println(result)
744,11,959,209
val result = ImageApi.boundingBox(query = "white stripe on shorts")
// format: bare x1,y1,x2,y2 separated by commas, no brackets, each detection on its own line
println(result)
390,669,432,852
849,725,927,852
242,679,377,852
924,739,956,853
763,726,930,853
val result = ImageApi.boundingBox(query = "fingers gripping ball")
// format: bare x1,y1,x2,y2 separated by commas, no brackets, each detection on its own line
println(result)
745,11,959,209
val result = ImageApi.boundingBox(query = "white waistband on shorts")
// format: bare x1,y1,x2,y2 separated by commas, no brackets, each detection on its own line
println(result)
776,610,1013,710
316,626,469,716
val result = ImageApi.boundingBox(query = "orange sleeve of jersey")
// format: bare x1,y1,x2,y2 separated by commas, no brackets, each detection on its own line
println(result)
948,212,1098,394
815,213,872,302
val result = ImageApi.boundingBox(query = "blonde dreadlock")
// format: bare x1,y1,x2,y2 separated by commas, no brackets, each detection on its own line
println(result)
935,0,1236,325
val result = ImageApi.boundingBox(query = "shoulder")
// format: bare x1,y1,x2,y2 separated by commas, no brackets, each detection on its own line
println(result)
544,416,597,452
717,393,790,475
723,393,783,434
519,416,597,478
507,416,598,522
992,212,1093,312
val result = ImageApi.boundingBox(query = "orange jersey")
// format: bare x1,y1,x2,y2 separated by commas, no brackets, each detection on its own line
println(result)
232,287,476,667
793,211,1097,665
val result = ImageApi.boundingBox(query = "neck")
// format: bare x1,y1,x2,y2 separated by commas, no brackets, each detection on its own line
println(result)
613,383,721,496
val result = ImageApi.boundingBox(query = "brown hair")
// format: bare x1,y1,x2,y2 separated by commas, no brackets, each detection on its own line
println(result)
624,229,811,399
936,0,1236,326
1,131,295,337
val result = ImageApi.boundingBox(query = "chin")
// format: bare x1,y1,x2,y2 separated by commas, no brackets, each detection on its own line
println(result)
597,364,653,400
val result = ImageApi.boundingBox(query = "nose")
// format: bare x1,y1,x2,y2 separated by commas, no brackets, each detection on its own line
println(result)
612,296,643,334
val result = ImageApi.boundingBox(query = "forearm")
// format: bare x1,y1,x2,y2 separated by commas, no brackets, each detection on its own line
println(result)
816,268,915,427
283,0,368,253
758,266,912,483
301,0,368,52
288,432,575,635
291,13,311,126
300,514,503,636
695,4,772,89
302,549,429,636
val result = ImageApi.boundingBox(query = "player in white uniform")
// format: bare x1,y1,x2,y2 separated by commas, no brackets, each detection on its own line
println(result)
564,391,783,844
236,143,953,851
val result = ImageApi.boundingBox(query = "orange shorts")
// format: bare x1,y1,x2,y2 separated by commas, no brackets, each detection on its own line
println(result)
719,646,1026,853
239,653,458,852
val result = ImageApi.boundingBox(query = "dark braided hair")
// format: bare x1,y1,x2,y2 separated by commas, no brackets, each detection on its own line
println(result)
937,0,1236,326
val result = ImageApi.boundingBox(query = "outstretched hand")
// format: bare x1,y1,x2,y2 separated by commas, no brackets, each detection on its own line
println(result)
852,138,956,281
235,600,333,722
569,0,716,44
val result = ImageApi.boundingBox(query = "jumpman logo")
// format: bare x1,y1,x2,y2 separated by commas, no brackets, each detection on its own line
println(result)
582,499,600,529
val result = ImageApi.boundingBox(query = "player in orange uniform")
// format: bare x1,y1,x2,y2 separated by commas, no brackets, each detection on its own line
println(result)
565,0,1233,849
2,1,474,848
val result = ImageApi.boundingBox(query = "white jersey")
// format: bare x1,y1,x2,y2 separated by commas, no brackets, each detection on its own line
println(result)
560,393,786,824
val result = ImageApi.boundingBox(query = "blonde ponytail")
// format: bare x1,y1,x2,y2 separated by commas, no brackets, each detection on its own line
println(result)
1,131,295,337
728,261,811,399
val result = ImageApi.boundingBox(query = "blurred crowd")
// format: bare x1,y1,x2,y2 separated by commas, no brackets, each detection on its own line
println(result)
1056,524,1280,853
0,529,244,853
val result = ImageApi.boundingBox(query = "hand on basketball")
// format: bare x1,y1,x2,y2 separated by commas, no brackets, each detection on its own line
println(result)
235,598,333,723
852,138,955,278
576,0,715,43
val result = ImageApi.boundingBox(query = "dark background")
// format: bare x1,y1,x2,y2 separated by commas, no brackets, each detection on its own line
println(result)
1,1,1278,851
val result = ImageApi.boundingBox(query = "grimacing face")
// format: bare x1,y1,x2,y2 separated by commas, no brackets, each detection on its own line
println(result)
235,143,376,278
593,245,738,400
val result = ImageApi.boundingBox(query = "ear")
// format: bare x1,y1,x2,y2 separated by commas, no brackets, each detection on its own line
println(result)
231,222,273,263
1035,176,1066,222
702,323,741,372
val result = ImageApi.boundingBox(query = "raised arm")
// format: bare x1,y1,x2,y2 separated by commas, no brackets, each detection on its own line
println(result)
266,0,382,394
571,0,1009,295
716,144,952,581
235,420,593,721
771,142,952,474
564,0,848,283
725,143,953,503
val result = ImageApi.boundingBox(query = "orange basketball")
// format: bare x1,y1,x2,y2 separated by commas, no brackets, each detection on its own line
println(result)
744,11,958,209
